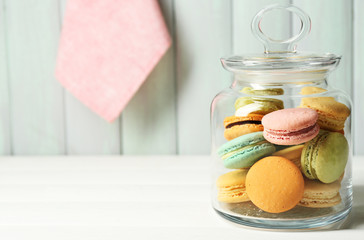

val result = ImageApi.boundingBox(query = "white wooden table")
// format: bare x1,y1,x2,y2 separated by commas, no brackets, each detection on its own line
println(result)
0,156,362,239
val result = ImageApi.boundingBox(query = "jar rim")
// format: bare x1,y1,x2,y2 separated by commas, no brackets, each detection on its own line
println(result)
221,52,341,72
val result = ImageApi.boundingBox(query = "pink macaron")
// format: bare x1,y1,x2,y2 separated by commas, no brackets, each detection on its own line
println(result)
262,108,320,145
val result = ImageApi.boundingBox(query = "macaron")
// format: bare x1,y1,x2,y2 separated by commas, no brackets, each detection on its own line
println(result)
217,131,276,169
241,87,284,96
300,86,327,95
216,169,250,203
246,156,304,213
301,130,349,183
234,97,284,116
223,114,264,140
299,178,342,208
299,97,350,132
273,144,296,151
272,145,304,169
262,108,320,145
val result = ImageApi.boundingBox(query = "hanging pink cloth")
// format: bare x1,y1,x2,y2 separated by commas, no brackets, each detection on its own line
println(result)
55,0,171,122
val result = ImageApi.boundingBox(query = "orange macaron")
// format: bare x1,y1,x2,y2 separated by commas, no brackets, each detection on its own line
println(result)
246,156,304,213
223,114,264,140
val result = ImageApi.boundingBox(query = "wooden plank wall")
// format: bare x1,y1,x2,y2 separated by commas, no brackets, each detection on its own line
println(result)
0,0,362,155
175,0,232,154
0,0,11,154
354,0,364,156
3,0,65,155
122,0,176,155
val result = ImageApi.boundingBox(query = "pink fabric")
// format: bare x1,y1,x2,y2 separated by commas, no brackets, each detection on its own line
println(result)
55,0,171,122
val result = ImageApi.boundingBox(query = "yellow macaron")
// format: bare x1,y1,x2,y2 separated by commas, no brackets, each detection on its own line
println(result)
299,97,350,132
299,86,327,95
299,178,342,208
272,145,304,169
216,169,250,203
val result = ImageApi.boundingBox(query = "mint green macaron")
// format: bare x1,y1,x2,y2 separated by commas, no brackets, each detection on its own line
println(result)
217,131,276,169
301,130,349,183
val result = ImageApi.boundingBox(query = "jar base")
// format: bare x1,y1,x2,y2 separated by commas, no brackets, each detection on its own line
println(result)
214,206,352,231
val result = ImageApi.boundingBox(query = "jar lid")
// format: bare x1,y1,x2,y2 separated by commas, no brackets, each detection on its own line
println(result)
221,4,341,72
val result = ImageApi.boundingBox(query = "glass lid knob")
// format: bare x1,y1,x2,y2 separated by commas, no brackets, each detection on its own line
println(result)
251,4,311,54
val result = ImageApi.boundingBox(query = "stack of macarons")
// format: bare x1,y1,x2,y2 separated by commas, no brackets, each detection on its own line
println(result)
223,88,284,140
216,86,350,213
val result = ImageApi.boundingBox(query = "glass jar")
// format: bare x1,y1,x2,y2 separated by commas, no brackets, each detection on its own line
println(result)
211,4,352,230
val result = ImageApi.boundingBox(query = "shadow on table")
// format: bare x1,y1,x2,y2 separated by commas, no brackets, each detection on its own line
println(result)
341,185,364,229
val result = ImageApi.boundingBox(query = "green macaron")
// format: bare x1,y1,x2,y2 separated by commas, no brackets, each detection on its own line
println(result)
234,97,284,116
301,130,349,183
217,131,276,169
241,87,284,96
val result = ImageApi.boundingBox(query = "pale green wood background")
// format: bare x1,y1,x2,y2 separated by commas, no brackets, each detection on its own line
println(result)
123,0,176,155
0,0,362,155
354,0,364,156
0,0,10,154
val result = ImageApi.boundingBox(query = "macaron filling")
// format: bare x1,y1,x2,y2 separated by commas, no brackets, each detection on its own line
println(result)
225,120,262,129
235,102,283,116
218,184,249,203
317,115,346,131
309,132,330,179
299,193,341,208
265,124,318,137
